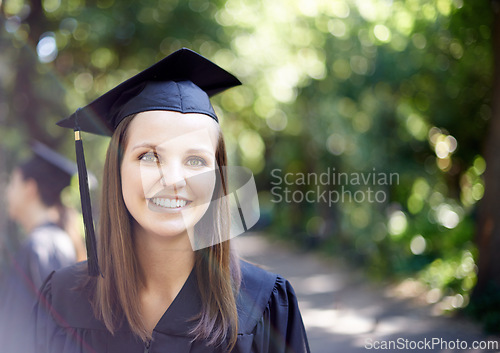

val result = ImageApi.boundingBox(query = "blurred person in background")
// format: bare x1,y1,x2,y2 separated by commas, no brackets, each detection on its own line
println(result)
0,141,86,352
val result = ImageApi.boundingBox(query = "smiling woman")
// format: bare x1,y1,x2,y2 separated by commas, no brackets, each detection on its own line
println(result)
33,48,310,353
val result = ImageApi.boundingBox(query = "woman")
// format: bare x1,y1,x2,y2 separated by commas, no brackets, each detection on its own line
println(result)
34,48,310,353
0,141,85,353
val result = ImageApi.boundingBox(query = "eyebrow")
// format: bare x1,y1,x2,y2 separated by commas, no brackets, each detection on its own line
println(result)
185,148,214,155
131,143,156,151
131,143,214,155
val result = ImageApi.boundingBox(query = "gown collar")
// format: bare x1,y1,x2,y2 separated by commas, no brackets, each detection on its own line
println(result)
152,267,201,336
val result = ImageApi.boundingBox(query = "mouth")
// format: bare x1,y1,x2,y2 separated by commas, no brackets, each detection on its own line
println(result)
150,197,191,209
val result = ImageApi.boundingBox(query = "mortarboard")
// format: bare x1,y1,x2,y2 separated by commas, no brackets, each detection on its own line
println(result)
32,140,78,177
20,141,78,200
57,48,241,135
56,48,241,276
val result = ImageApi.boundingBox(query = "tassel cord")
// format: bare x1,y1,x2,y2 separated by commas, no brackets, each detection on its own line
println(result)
75,130,101,277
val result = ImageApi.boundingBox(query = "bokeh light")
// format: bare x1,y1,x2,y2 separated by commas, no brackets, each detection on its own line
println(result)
36,32,58,63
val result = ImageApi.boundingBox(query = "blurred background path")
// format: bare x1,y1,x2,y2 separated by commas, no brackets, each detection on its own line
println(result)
233,233,500,353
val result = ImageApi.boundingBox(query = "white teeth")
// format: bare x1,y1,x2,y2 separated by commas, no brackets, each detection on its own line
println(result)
151,198,187,208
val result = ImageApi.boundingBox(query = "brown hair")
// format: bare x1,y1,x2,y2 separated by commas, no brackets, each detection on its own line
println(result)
90,114,241,350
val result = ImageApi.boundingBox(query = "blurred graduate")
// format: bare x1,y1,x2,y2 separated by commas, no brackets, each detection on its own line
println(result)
34,48,310,353
0,141,86,352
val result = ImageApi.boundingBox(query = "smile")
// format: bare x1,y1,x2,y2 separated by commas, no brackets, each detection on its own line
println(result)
151,198,189,209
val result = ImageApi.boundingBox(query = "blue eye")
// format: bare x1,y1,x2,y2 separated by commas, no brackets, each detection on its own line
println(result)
187,157,207,167
139,151,159,163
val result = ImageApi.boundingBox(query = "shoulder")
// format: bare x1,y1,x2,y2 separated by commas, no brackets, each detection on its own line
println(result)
28,225,74,255
236,261,311,352
239,260,278,294
237,260,296,333
239,260,297,301
48,261,87,299
37,262,106,330
30,224,68,242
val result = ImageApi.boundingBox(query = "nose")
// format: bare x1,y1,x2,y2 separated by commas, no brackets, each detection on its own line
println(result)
158,161,187,189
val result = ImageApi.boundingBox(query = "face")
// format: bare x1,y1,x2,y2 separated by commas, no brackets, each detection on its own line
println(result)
120,110,219,241
7,168,30,222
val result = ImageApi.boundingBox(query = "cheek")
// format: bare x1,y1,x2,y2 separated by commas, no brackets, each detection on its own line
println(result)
7,178,24,217
120,162,145,203
188,169,217,203
121,162,163,203
6,186,17,215
6,181,15,205
7,177,20,200
139,164,163,197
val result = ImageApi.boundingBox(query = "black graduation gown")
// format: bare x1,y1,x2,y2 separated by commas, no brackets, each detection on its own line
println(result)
0,223,76,353
34,260,310,353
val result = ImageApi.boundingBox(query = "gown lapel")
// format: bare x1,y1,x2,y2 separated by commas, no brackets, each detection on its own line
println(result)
149,268,201,353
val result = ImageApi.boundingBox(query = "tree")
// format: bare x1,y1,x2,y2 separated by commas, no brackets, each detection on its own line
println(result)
470,0,500,331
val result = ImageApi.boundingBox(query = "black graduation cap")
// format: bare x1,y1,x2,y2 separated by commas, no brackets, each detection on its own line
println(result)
20,141,78,202
57,48,241,135
32,140,77,178
56,48,241,276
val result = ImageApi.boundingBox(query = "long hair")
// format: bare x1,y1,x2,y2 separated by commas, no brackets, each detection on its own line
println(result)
92,114,241,350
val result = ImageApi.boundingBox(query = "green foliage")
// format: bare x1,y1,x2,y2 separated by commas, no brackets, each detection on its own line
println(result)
0,0,494,322
466,282,500,333
226,0,491,316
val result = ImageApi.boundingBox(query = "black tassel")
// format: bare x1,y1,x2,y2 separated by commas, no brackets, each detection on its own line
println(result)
74,129,101,277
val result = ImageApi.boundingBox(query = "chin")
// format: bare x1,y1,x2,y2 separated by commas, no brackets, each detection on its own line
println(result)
148,224,189,238
143,219,196,239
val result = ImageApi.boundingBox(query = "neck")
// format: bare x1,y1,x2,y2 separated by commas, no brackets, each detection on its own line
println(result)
134,226,195,294
133,226,196,333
